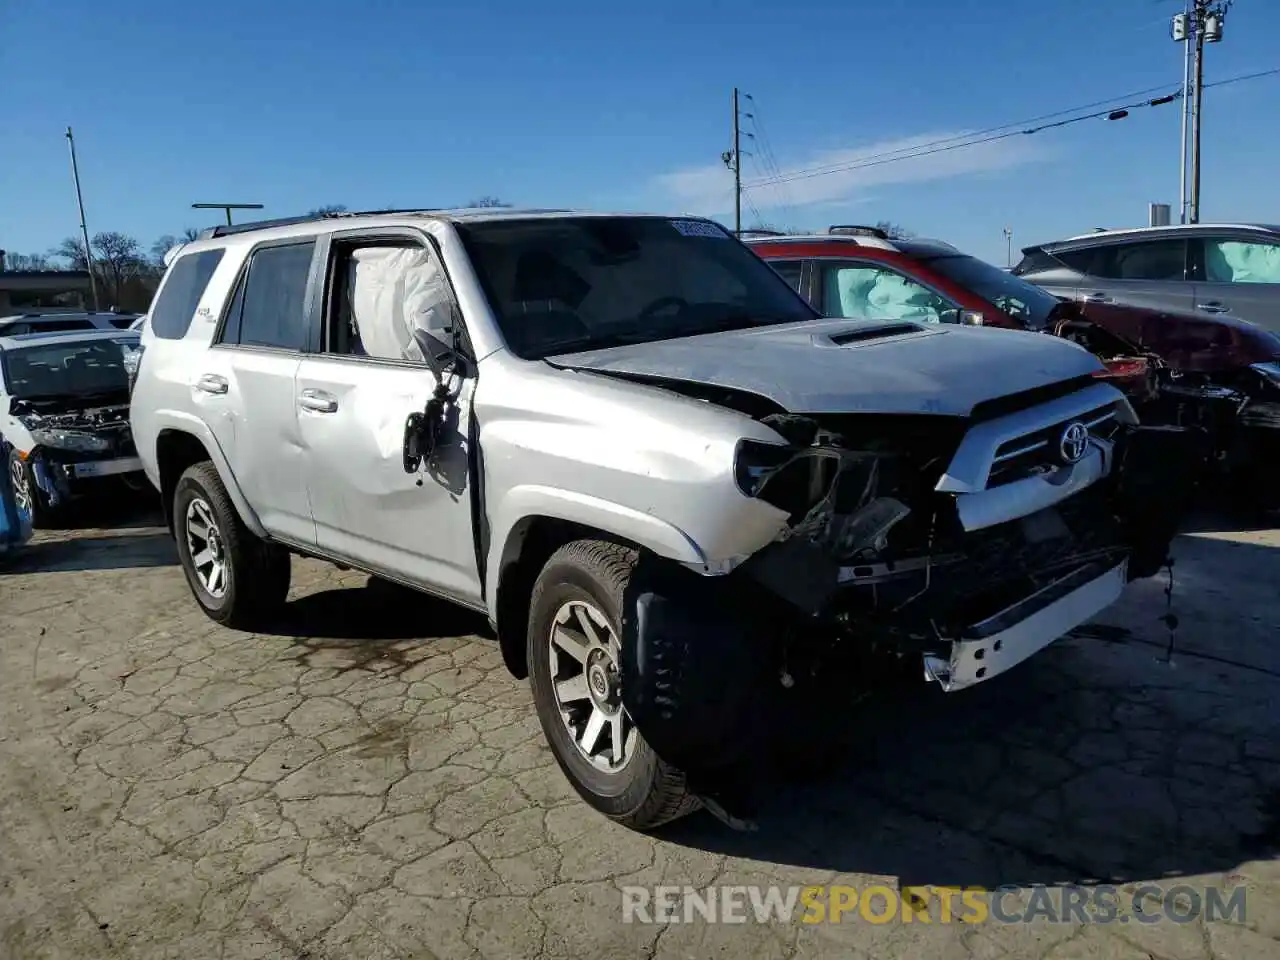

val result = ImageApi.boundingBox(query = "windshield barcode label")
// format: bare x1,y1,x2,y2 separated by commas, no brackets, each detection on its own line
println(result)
671,219,729,239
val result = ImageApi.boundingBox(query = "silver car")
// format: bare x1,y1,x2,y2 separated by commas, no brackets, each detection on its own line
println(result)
1014,223,1280,332
130,208,1192,830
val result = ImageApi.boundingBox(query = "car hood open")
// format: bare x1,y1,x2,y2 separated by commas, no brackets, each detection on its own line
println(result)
547,318,1106,417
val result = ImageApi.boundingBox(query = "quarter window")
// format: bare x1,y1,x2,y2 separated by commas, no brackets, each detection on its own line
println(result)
220,242,315,350
822,264,954,323
1202,239,1280,284
765,259,804,294
148,248,225,340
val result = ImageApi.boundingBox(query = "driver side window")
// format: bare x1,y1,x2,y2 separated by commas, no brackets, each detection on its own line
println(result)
324,240,458,363
821,263,954,323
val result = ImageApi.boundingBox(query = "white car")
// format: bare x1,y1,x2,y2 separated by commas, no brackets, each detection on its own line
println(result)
1,328,145,524
130,208,1195,829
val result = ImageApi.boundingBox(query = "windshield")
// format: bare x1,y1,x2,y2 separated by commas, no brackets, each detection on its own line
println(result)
919,254,1061,330
1,337,138,401
455,216,818,358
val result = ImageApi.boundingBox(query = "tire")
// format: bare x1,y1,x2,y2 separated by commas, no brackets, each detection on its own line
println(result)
527,540,699,831
7,448,53,528
172,461,291,628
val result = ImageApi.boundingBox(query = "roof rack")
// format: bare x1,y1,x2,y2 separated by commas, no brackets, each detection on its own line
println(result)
827,224,890,239
198,208,447,240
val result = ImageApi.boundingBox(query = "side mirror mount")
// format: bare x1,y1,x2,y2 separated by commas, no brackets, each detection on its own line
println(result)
412,328,456,386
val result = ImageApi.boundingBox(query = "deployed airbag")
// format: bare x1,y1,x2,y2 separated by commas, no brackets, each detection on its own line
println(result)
348,246,453,361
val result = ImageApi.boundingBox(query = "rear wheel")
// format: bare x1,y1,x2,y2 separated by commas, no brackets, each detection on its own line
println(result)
528,540,699,831
172,461,291,628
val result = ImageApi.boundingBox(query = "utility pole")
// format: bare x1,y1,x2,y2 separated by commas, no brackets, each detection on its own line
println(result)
1002,227,1013,268
65,126,100,312
191,202,265,226
1175,1,1229,224
730,87,742,237
1176,2,1193,223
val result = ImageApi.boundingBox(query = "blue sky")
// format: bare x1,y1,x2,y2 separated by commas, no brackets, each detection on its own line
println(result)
3,0,1276,266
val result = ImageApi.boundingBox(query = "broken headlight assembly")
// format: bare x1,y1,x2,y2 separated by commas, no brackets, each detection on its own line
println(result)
27,428,112,454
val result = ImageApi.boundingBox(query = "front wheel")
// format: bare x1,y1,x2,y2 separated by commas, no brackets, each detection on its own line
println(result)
527,540,699,831
172,461,291,628
7,448,53,527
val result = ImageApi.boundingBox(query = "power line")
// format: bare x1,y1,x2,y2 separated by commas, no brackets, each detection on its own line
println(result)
743,66,1276,190
741,93,800,227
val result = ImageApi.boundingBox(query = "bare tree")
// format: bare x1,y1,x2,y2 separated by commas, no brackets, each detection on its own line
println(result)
51,237,90,270
3,252,53,271
182,227,201,241
91,232,146,307
51,233,146,306
466,196,511,208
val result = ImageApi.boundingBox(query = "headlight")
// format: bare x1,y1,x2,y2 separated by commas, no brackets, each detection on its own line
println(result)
28,429,111,453
1250,361,1280,386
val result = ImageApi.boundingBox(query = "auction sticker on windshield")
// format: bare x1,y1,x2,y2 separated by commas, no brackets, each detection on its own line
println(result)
671,219,729,239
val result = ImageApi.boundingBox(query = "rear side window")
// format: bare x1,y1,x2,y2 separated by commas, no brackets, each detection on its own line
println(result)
220,242,315,351
1060,240,1187,281
151,249,225,339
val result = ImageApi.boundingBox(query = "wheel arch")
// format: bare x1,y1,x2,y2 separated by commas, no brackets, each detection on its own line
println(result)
488,491,708,680
152,417,266,539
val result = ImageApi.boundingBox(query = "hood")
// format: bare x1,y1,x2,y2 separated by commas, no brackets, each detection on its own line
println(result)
1079,302,1280,373
548,319,1105,417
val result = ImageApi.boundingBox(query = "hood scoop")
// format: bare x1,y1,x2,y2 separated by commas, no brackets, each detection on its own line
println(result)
822,322,932,347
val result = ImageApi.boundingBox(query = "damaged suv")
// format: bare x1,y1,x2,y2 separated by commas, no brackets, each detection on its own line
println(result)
131,210,1193,830
1,328,145,524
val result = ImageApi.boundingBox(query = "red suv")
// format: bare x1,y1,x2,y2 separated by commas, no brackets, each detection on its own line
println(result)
745,226,1157,392
747,226,1280,509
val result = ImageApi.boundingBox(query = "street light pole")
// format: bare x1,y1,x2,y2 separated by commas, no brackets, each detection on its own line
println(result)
65,126,100,311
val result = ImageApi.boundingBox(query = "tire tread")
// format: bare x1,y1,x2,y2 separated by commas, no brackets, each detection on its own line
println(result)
531,539,699,831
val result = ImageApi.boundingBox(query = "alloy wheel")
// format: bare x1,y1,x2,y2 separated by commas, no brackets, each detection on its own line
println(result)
548,599,637,773
9,457,31,514
185,497,228,599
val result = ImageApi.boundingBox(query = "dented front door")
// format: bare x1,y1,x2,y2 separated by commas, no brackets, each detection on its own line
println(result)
294,355,482,606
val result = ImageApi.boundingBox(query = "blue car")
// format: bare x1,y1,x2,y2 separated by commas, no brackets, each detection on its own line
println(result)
0,446,32,557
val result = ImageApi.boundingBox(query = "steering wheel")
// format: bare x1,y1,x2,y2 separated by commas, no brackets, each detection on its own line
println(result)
636,296,689,324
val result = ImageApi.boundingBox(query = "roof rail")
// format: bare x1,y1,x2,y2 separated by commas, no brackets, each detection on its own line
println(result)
197,207,454,240
827,224,890,239
199,215,329,239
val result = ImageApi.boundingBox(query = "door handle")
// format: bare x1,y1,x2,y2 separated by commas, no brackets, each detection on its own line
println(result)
195,374,229,395
1080,292,1114,304
298,389,338,413
1196,302,1229,314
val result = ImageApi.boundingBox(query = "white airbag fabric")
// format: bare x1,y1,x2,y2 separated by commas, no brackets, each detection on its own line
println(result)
347,247,452,361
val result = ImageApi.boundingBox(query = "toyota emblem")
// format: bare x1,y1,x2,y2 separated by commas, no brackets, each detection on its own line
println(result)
1057,421,1090,465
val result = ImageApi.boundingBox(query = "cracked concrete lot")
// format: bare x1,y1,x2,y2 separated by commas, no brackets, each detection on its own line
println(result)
1,503,1277,960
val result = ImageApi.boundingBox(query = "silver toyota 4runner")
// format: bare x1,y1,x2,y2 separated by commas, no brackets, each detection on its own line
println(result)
131,209,1192,830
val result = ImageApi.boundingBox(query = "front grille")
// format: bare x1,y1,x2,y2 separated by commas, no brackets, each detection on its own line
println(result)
987,402,1119,486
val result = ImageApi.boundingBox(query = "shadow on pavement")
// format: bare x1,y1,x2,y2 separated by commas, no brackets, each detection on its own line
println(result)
653,531,1280,892
258,576,493,647
6,531,177,572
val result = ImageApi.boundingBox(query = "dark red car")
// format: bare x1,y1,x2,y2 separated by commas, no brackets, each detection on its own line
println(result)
747,226,1280,508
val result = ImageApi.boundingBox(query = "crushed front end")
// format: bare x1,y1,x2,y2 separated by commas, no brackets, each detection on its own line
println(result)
619,378,1199,777
12,400,144,511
